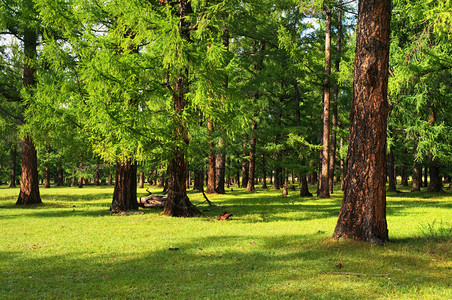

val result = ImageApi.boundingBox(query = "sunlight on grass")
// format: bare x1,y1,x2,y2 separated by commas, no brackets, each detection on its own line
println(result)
0,185,451,299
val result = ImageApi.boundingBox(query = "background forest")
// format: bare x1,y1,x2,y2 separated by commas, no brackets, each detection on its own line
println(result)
0,0,451,208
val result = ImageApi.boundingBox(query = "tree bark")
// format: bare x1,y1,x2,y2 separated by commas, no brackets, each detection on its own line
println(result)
427,164,443,192
246,118,257,192
16,21,41,205
411,164,421,192
333,0,391,244
329,6,342,194
57,166,64,186
110,159,138,212
17,136,42,205
240,137,249,188
162,0,201,217
319,7,332,198
261,154,268,189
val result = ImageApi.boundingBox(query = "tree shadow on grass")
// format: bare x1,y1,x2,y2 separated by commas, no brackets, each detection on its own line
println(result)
0,234,450,299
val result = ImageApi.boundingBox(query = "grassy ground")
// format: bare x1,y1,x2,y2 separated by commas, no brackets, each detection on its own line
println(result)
0,184,451,299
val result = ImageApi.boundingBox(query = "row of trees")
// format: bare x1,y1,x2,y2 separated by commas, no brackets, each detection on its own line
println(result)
1,0,451,242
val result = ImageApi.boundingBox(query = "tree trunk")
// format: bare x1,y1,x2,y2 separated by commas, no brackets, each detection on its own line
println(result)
57,166,64,186
329,6,342,194
246,119,257,192
110,159,138,212
411,164,421,192
401,164,408,186
44,164,51,188
138,172,145,189
340,137,346,191
427,164,443,192
215,137,226,194
9,144,17,188
423,167,428,187
206,117,216,193
16,14,41,205
240,137,249,188
300,175,313,197
94,162,100,186
261,154,267,189
17,136,42,205
387,146,397,192
162,0,201,217
333,0,391,244
319,7,332,198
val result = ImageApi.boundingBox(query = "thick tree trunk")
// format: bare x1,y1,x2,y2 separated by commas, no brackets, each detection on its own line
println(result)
110,159,138,212
333,0,391,244
10,145,17,188
387,146,397,192
17,15,41,204
162,0,201,217
340,137,346,191
427,165,443,192
17,136,42,205
138,172,145,189
411,164,421,192
319,8,332,198
300,175,313,197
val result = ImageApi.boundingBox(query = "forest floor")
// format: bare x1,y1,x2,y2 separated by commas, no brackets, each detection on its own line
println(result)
0,184,451,299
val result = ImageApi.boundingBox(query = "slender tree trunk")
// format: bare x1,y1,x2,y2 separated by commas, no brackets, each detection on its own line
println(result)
261,154,267,189
110,159,138,212
427,164,443,192
329,6,342,194
138,172,145,189
423,167,428,187
387,146,397,192
401,165,408,186
333,0,391,244
10,144,17,188
206,117,216,193
241,137,249,188
215,136,226,194
319,8,332,198
78,161,84,188
246,118,257,192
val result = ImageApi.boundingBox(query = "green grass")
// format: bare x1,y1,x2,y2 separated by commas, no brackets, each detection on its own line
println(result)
0,184,451,299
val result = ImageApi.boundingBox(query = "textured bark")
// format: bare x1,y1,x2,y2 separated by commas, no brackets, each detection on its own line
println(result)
319,8,332,198
215,137,226,194
9,145,17,188
110,159,138,212
333,0,391,244
162,0,201,217
329,7,342,194
16,22,41,205
17,136,42,205
427,165,443,192
340,137,345,191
